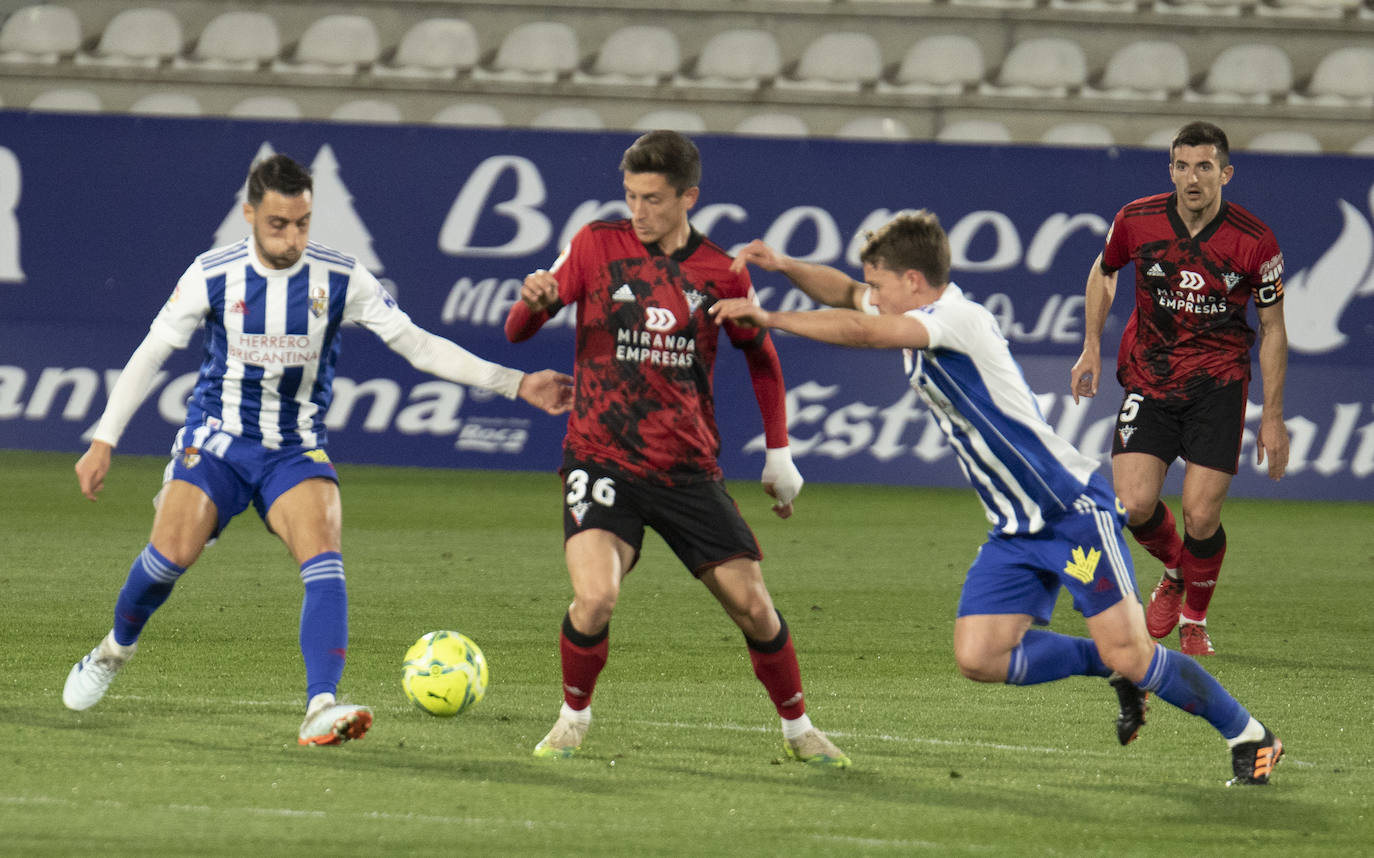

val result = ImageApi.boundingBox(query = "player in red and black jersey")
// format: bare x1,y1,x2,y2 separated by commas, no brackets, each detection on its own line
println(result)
505,130,849,766
1071,121,1290,657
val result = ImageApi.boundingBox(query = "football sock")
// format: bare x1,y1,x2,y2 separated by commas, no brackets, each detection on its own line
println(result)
1005,629,1111,685
745,611,806,720
558,701,591,727
113,544,186,646
560,612,609,712
299,551,348,700
781,713,815,741
1226,717,1266,748
1128,500,1183,580
1180,525,1226,623
1139,643,1250,740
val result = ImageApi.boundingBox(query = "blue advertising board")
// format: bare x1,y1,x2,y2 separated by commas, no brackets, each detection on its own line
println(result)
1,112,1371,500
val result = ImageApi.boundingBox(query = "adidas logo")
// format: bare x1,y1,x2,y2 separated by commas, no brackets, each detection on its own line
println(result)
1146,263,1166,277
612,284,635,302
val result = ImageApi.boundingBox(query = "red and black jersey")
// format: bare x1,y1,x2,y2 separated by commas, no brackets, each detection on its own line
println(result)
544,219,766,485
1102,191,1284,401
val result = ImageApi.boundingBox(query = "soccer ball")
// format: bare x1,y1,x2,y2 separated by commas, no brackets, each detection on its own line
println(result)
402,630,488,717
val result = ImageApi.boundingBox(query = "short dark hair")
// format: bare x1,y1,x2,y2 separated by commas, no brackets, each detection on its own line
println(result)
246,154,313,206
1171,121,1230,168
618,130,701,194
860,211,951,288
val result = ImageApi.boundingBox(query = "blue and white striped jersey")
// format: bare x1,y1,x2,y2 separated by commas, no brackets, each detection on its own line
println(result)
149,238,411,449
902,284,1103,535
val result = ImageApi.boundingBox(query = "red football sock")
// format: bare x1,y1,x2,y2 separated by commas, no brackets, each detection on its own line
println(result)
1128,500,1184,575
747,614,806,720
559,614,608,712
1180,525,1227,623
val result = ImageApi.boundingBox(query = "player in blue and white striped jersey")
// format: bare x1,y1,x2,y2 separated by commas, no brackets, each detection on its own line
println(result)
717,211,1282,785
64,154,573,746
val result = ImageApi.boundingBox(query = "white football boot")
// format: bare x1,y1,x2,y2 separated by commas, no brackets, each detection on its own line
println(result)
297,695,373,746
63,630,136,711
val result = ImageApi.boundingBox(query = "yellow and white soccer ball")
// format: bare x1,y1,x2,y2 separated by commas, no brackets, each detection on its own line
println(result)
402,630,488,717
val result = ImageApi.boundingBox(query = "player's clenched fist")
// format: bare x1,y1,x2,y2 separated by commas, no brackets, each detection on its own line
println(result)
520,269,560,312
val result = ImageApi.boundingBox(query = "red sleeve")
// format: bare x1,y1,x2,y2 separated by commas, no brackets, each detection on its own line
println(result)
505,299,554,342
741,333,789,450
1101,208,1129,273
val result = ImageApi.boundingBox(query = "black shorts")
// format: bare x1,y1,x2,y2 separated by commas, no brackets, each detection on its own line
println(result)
1111,380,1248,473
560,459,762,577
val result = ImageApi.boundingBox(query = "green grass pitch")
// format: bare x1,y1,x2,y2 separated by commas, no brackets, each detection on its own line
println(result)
2,449,1371,856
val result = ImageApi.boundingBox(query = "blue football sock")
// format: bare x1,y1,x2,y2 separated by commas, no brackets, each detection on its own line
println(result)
299,551,348,700
1140,644,1251,740
1006,629,1111,685
113,545,185,646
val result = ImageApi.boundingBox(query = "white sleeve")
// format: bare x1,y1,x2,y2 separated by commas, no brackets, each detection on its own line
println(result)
91,331,177,447
149,264,211,349
343,263,414,342
382,319,524,400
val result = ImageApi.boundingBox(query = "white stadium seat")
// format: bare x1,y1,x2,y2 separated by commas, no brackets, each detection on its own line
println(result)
530,106,604,129
1243,130,1323,153
775,32,883,92
374,18,479,79
129,92,202,116
835,116,912,140
228,95,303,120
676,29,782,90
1150,0,1255,14
176,11,280,71
937,119,1013,143
632,109,707,132
733,112,810,137
1257,0,1359,16
1090,41,1190,100
473,21,579,83
1040,122,1116,146
983,37,1088,97
1350,134,1374,155
1187,43,1292,103
0,4,82,63
274,14,380,75
30,88,102,113
330,98,403,124
574,25,681,86
879,35,985,95
1141,127,1180,149
431,103,505,127
76,7,182,68
1293,46,1374,106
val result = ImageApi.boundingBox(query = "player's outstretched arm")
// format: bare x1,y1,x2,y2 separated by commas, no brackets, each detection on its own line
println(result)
1070,254,1117,404
730,239,867,310
516,369,574,415
505,269,563,342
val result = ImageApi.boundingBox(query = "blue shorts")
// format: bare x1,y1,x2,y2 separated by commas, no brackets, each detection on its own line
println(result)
957,478,1137,624
160,422,338,538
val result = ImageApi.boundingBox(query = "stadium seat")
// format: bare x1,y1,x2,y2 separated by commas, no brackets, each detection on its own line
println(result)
1243,130,1323,152
733,113,810,137
330,98,403,124
775,32,883,92
1187,43,1292,103
1293,46,1374,106
175,11,280,71
632,109,707,132
936,119,1013,143
835,116,912,140
472,22,579,83
274,14,380,75
1350,133,1374,155
1040,122,1116,146
76,7,182,68
950,0,1038,8
1150,0,1255,14
228,95,303,120
675,29,782,89
1257,0,1359,15
1141,127,1180,149
574,25,681,86
430,102,505,127
1088,41,1190,100
128,92,202,116
0,4,82,64
530,106,604,129
878,35,985,95
374,18,479,79
1048,0,1142,9
982,37,1088,97
29,88,102,113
